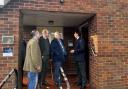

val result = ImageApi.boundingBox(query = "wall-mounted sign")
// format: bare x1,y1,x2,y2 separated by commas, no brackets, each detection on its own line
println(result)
68,40,73,47
2,35,14,44
3,47,13,57
90,35,98,53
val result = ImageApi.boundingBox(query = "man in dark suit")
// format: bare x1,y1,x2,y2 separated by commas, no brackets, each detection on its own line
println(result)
20,39,26,70
70,31,86,89
51,32,67,88
38,29,50,88
19,39,26,87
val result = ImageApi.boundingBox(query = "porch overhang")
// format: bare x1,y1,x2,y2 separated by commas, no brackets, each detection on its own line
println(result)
21,10,94,27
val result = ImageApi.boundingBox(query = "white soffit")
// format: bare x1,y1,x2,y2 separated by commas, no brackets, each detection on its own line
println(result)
0,0,10,8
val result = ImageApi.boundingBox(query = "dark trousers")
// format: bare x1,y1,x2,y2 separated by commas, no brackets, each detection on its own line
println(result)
53,62,63,86
75,61,86,86
38,56,49,86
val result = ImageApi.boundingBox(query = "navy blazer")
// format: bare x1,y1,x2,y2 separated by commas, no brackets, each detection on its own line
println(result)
51,39,66,63
73,38,85,62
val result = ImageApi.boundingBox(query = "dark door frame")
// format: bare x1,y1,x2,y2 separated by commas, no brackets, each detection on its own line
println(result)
18,11,24,89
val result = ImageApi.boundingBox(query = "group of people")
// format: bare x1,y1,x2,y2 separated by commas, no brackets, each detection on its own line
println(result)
23,28,86,89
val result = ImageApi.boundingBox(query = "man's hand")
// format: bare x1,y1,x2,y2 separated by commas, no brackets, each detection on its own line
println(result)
49,59,52,62
70,50,75,53
42,56,44,58
35,65,41,72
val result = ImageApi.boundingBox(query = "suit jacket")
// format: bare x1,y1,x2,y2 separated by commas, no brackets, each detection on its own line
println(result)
39,36,50,56
73,38,85,62
51,39,66,63
23,38,42,72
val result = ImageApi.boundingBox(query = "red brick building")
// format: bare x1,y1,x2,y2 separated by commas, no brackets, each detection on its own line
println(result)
0,0,128,89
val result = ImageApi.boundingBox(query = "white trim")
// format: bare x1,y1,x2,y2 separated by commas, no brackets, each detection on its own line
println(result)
0,0,10,8
0,0,4,6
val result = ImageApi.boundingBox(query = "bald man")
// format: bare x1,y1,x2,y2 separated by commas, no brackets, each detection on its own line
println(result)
50,32,67,88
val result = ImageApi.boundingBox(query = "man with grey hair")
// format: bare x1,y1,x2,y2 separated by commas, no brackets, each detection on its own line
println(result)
23,30,42,89
51,32,67,88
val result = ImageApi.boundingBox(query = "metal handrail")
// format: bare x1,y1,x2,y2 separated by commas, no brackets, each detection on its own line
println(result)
0,69,18,89
60,67,70,89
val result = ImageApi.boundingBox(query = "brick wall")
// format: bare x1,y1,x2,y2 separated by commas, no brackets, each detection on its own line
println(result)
89,16,98,89
0,0,127,89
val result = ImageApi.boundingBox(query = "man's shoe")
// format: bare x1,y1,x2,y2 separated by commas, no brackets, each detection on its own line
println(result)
38,84,42,89
42,81,50,86
77,82,82,86
80,85,86,89
55,82,59,87
55,82,62,88
58,86,63,89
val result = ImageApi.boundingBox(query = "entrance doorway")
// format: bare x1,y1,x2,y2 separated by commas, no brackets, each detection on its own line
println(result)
80,26,90,81
19,10,95,89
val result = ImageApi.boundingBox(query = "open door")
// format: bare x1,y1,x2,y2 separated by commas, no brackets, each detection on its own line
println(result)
79,22,90,81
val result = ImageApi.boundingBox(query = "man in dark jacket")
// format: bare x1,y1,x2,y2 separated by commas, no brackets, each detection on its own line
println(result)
38,29,50,88
51,32,67,88
20,39,26,69
19,39,26,88
70,31,86,89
